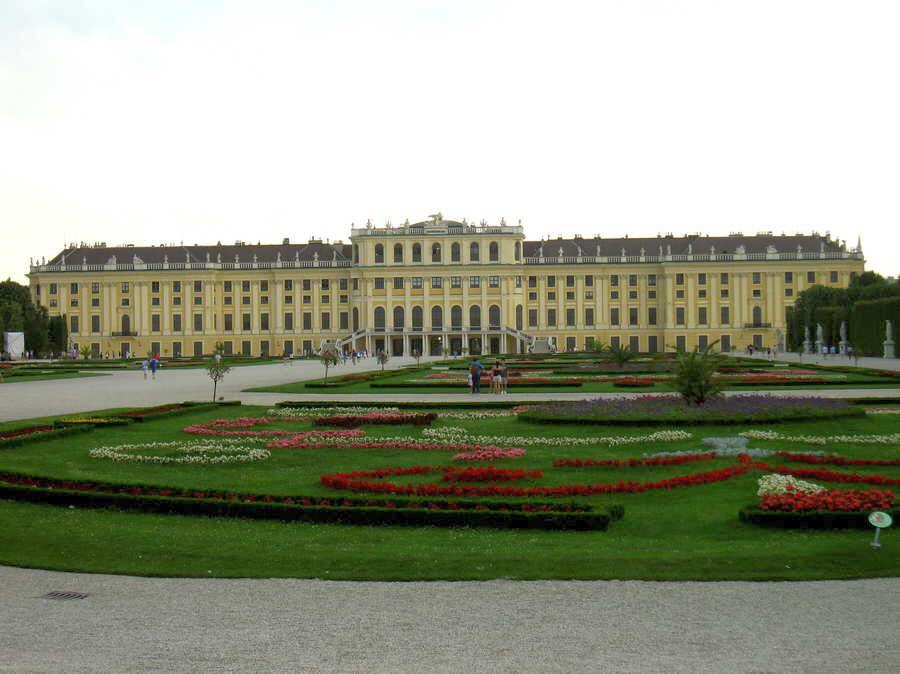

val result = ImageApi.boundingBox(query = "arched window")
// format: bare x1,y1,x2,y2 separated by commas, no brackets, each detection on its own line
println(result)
431,305,443,329
489,305,501,328
352,308,359,331
489,242,499,262
353,244,359,263
515,305,523,330
451,242,461,262
431,243,441,262
121,315,131,334
469,305,481,329
393,306,405,329
451,305,462,329
393,243,403,263
470,242,480,262
412,306,423,328
752,306,763,326
374,306,385,329
514,241,521,261
412,243,422,262
374,244,384,264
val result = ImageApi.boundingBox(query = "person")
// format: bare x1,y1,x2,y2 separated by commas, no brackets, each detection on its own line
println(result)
141,358,149,380
466,370,473,393
491,360,502,394
149,356,158,380
469,357,483,394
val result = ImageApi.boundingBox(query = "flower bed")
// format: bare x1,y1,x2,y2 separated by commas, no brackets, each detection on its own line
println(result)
88,441,270,465
519,395,866,425
0,425,53,441
776,452,900,467
612,378,660,388
756,473,823,495
265,435,527,460
422,427,692,447
757,489,894,512
54,417,133,427
313,412,437,427
0,472,618,530
553,453,716,468
759,463,900,487
0,424,95,449
441,467,543,483
741,430,900,445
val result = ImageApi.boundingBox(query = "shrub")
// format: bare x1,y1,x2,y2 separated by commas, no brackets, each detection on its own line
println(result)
671,342,722,405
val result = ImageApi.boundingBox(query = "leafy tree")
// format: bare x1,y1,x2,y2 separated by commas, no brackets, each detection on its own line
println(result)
48,315,68,354
604,343,635,368
412,348,422,367
78,344,92,360
672,341,722,405
205,354,231,402
377,350,389,371
320,351,340,384
589,339,608,354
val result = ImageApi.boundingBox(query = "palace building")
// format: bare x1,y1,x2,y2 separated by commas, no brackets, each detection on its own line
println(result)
27,215,864,358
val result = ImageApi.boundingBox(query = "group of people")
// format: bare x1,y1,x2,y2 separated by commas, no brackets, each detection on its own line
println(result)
467,358,509,394
140,356,160,380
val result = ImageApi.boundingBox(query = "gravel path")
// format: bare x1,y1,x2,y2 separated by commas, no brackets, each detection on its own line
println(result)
1,566,897,673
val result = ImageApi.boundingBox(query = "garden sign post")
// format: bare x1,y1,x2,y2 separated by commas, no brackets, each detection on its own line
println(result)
868,511,892,549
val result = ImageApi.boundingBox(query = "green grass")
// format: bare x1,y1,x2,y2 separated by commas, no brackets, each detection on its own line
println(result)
0,403,898,580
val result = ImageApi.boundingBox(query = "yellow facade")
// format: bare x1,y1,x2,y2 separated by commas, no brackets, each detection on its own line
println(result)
27,218,864,358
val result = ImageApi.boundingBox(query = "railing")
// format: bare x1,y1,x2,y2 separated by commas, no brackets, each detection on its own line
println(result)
743,323,772,329
521,250,862,265
30,259,352,273
111,331,138,337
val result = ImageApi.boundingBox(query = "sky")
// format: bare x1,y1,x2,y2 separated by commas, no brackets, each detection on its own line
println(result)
1,0,898,283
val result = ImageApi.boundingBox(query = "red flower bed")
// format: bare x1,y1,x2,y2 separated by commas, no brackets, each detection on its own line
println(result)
121,404,189,418
553,453,716,468
757,462,900,487
266,437,523,455
759,489,894,512
777,452,900,467
313,412,437,427
613,378,661,387
320,457,756,498
441,467,543,483
183,416,311,437
0,425,53,441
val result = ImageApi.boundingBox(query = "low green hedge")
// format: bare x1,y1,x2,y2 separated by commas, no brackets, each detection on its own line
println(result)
54,417,134,428
739,506,900,529
0,424,94,450
0,482,621,531
518,405,866,426
276,400,527,410
369,381,584,389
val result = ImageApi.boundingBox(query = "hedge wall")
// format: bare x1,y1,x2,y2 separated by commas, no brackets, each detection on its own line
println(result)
850,296,900,357
739,506,899,529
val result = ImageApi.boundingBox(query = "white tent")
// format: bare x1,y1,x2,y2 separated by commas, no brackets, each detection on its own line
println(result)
3,332,25,360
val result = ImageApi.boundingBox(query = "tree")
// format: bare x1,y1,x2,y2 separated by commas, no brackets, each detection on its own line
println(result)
671,341,722,405
48,315,68,354
377,350,389,371
604,343,635,368
589,339,607,354
320,351,340,384
78,344,92,360
412,348,422,367
205,354,231,402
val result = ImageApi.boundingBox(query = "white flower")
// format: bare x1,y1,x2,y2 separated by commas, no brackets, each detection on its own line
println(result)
89,441,270,464
740,430,900,445
757,473,824,496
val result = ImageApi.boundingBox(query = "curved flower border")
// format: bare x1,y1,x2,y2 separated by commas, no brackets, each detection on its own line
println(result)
89,441,270,465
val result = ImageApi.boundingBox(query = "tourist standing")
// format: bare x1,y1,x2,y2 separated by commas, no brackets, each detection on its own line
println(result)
149,356,158,380
469,357,483,394
141,358,149,380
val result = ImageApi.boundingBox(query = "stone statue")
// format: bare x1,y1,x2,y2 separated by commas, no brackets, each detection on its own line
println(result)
839,320,848,354
803,326,812,354
816,323,824,343
775,328,784,352
885,320,896,359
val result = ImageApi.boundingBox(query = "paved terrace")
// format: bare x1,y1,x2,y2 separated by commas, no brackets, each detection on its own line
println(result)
2,356,899,422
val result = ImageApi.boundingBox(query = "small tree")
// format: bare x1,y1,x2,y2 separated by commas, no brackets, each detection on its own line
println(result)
671,341,722,405
78,344,92,360
412,348,422,367
605,343,635,368
205,354,231,403
320,351,340,384
377,350,389,371
590,339,608,354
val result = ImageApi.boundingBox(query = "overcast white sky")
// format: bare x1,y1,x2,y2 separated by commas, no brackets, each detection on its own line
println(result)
1,0,898,283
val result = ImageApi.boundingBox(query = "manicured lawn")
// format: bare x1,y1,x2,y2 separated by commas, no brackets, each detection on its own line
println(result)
0,403,897,580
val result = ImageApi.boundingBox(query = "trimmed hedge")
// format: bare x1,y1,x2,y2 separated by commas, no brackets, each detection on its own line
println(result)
276,400,526,410
850,296,900,357
739,506,899,529
369,381,584,389
0,424,94,450
119,401,240,422
54,417,134,428
0,482,621,531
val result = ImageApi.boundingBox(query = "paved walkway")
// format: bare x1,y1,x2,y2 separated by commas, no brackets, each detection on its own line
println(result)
730,350,900,371
1,566,897,673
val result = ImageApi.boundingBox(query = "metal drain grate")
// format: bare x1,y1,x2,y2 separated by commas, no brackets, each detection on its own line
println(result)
41,591,89,601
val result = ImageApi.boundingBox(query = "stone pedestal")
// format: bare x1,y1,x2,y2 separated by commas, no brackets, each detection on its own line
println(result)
839,341,847,355
803,339,812,354
885,339,896,359
814,340,823,354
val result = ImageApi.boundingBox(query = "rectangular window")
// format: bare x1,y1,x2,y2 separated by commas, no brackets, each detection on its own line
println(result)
173,314,182,332
320,295,329,304
528,292,537,301
411,277,423,289
807,271,816,283
528,276,537,288
432,277,443,289
647,274,657,286
585,275,593,286
321,312,330,330
830,271,838,283
194,296,202,305
242,340,251,357
488,276,500,288
374,278,385,290
648,307,657,325
302,280,310,291
547,292,556,301
547,275,556,287
610,308,620,325
91,282,100,293
784,271,793,284
283,280,292,291
302,296,310,304
698,335,709,349
647,290,656,300
628,274,637,287
785,288,793,297
283,295,292,304
173,281,182,293
752,272,761,284
585,308,595,326
261,313,269,330
121,298,130,306
566,275,575,287
50,283,58,295
698,289,707,299
284,313,293,330
320,279,329,290
223,340,233,355
260,280,269,292
339,294,348,304
720,306,730,324
648,335,658,353
610,275,619,287
547,308,556,326
676,307,685,325
675,273,684,285
242,296,250,305
193,313,203,331
469,276,480,288
629,291,638,300
303,313,312,330
698,273,706,285
698,307,707,325
585,290,594,300
675,290,684,299
193,280,202,293
720,273,728,285
224,314,233,331
121,282,129,293
752,289,761,298
91,315,100,333
451,276,461,288
676,335,686,351
223,281,233,293
610,290,619,300
566,291,576,301
340,279,348,290
393,277,404,290
566,308,575,327
629,336,640,353
151,314,161,332
528,309,538,328
70,315,79,333
610,336,620,349
242,313,251,330
720,289,729,298
339,312,348,330
629,307,638,326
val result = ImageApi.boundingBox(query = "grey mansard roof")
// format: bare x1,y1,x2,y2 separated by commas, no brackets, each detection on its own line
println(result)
522,234,845,258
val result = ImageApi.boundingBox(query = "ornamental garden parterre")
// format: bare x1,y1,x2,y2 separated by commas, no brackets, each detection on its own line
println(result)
0,388,898,580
